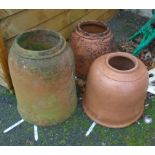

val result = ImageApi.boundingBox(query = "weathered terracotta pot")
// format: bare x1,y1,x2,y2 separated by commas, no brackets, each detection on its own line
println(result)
70,20,114,77
84,52,148,128
8,29,77,126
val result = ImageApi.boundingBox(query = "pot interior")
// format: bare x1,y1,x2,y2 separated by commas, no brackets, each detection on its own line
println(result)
80,23,107,34
108,56,135,71
17,30,59,51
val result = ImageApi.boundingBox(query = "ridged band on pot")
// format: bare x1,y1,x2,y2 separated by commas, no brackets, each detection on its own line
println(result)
8,28,77,126
83,52,148,128
70,20,114,77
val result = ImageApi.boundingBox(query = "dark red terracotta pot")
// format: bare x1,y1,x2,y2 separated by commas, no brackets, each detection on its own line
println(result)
84,52,148,128
70,20,114,77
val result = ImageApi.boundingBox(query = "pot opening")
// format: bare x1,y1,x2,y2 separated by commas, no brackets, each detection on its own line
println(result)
80,23,107,34
17,30,60,51
108,56,135,71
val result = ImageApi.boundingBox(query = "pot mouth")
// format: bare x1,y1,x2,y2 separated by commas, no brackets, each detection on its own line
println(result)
13,28,66,59
106,52,138,73
76,20,110,38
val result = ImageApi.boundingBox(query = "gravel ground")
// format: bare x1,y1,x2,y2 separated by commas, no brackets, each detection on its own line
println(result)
0,10,155,146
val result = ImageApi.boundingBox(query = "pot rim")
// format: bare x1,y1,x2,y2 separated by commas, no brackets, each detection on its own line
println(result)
75,20,111,40
12,28,66,59
106,52,139,73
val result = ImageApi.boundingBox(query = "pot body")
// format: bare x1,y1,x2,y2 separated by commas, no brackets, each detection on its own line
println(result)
9,29,77,126
84,52,148,128
70,20,114,77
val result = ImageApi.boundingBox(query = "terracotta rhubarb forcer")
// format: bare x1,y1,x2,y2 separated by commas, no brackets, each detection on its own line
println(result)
8,29,77,126
84,52,148,128
70,20,114,77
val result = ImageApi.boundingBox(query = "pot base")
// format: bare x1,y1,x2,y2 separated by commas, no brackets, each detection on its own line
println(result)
83,103,144,128
17,103,77,127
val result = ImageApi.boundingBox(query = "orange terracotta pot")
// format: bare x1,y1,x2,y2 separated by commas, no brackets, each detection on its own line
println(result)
70,20,114,77
84,52,148,128
9,29,77,126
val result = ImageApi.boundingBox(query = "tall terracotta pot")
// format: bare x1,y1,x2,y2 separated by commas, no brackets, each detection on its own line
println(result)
70,20,114,77
8,29,77,126
84,52,148,128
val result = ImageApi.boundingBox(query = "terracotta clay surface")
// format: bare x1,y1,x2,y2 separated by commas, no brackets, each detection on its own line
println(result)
84,52,148,128
8,29,77,126
70,20,114,77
